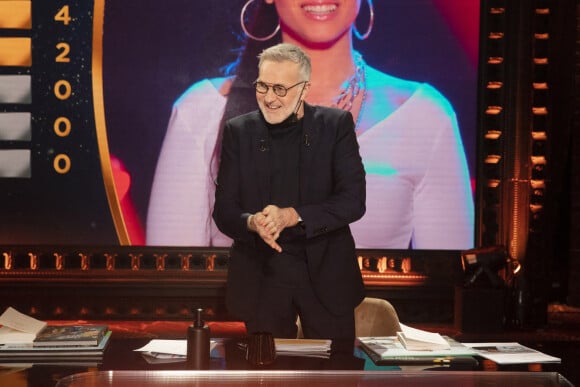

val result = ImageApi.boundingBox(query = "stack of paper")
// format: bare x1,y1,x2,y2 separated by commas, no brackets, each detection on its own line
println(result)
274,339,332,358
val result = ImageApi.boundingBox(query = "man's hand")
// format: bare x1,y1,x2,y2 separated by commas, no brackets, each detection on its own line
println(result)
247,205,300,252
262,205,300,230
247,211,282,252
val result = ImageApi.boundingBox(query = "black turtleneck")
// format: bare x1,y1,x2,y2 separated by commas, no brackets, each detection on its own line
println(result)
267,115,302,210
262,114,307,255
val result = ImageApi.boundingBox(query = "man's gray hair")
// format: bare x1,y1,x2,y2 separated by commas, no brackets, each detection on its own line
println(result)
258,43,311,81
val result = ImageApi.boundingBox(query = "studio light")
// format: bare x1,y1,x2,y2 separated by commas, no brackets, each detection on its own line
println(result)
461,245,521,288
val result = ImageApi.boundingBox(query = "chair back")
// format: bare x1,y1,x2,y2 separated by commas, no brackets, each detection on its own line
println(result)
295,297,401,338
355,297,401,337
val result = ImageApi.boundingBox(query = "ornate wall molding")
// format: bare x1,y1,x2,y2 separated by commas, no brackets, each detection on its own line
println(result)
0,246,460,323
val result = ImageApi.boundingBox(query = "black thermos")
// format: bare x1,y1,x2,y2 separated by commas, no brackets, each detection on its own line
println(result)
186,308,210,369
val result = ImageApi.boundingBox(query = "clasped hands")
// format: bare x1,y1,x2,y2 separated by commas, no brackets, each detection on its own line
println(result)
247,205,300,253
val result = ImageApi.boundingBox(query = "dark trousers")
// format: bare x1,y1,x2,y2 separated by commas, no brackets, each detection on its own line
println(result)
245,251,355,339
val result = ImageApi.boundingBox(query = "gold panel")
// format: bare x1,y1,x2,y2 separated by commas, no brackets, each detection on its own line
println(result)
0,1,31,29
0,37,31,66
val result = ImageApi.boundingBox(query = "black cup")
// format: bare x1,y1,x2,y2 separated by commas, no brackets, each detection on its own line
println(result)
246,332,276,366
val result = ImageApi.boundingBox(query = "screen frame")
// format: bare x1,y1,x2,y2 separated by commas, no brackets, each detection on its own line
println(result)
100,0,481,250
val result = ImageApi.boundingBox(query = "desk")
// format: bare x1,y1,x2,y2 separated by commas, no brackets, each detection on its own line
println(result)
0,337,573,387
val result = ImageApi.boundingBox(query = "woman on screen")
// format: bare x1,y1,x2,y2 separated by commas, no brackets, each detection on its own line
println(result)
146,0,474,249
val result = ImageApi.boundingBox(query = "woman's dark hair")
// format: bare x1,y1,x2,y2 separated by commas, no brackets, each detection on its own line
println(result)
211,1,281,179
223,1,281,120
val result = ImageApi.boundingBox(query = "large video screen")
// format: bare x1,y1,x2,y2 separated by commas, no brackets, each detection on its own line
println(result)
0,0,479,249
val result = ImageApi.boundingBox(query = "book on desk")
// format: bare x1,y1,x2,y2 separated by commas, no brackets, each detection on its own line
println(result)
462,342,561,364
358,323,479,367
358,336,478,367
0,307,111,361
0,331,112,360
358,323,561,367
33,325,109,347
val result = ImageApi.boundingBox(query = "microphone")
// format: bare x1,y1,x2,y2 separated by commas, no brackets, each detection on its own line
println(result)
288,84,306,122
303,133,310,147
258,138,268,152
288,98,303,123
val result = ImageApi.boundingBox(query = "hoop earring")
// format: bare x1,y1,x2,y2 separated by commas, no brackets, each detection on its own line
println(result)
353,0,374,40
240,0,280,41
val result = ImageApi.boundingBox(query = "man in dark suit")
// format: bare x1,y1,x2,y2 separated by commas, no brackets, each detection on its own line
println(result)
213,43,366,339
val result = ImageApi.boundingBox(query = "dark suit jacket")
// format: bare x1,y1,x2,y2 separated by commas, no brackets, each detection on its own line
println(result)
213,103,366,321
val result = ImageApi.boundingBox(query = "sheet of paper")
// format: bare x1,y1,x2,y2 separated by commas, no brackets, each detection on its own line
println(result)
0,327,36,344
134,340,188,356
0,307,46,334
134,339,217,357
463,342,561,364
398,323,451,350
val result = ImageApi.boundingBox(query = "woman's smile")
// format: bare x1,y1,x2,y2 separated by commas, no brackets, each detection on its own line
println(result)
302,3,338,20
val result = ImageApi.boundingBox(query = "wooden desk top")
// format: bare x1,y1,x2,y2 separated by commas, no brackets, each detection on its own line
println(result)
55,370,573,387
0,336,572,387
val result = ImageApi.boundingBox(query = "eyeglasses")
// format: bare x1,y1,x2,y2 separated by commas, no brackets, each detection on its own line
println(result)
253,80,307,97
